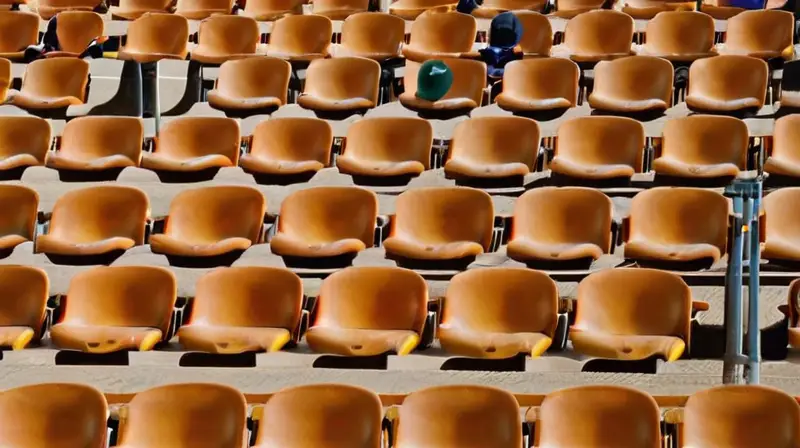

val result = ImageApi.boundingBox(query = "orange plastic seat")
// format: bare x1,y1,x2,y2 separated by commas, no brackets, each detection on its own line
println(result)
178,267,303,354
242,0,303,20
0,185,38,256
399,59,487,114
515,11,553,57
389,0,457,20
141,116,240,174
46,116,143,174
653,115,748,180
571,268,693,361
472,0,547,18
395,385,522,448
175,0,234,19
786,279,800,350
383,186,494,262
685,55,768,114
507,187,613,263
116,384,247,448
50,266,176,353
0,115,51,174
297,57,381,114
207,57,291,112
118,13,190,63
0,57,8,101
254,384,383,448
0,265,48,350
313,0,368,19
561,10,635,62
535,385,661,447
37,0,100,20
149,185,266,259
439,267,558,359
43,11,104,58
36,185,149,261
270,186,377,260
190,15,260,65
240,117,332,178
112,0,173,20
445,116,540,180
7,58,89,110
306,266,428,356
623,187,729,265
495,57,580,113
265,15,332,61
0,11,39,61
764,114,800,178
337,12,405,61
622,0,694,19
549,116,645,182
336,117,433,179
639,11,717,62
550,0,605,18
721,10,795,60
402,11,478,63
760,188,800,263
0,383,108,448
683,385,800,448
588,56,674,114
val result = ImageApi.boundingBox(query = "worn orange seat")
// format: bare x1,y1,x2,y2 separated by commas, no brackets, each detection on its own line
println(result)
0,383,108,447
118,13,190,63
149,186,266,259
515,11,552,57
190,15,260,65
0,185,38,256
208,57,291,112
306,266,427,356
50,266,176,353
472,0,547,17
178,267,303,354
254,384,383,448
550,116,645,182
507,187,613,263
270,186,377,260
242,0,303,20
0,115,51,174
142,117,240,174
389,0,457,20
116,384,247,448
721,10,795,60
623,187,729,265
0,11,39,61
240,117,332,178
46,116,143,174
265,15,332,61
653,115,748,180
699,0,744,20
402,11,477,63
37,0,100,19
175,0,234,19
765,114,800,178
686,55,768,113
588,56,674,114
0,57,8,101
337,12,405,61
571,268,694,361
682,385,800,448
786,279,800,348
760,188,800,263
383,187,494,262
7,58,89,110
395,385,522,447
43,11,105,58
297,57,381,114
36,185,149,261
112,0,173,20
550,0,605,18
534,385,661,447
439,268,557,359
560,10,635,62
495,57,580,113
0,265,48,350
622,0,694,19
336,117,433,179
639,11,717,61
399,59,487,114
313,0,368,19
445,116,540,180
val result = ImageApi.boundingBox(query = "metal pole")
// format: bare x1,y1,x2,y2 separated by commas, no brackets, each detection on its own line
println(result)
746,182,763,384
723,194,745,385
742,198,753,262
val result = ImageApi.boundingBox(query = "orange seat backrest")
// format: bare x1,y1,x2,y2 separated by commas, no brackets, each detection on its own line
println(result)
155,116,241,164
269,14,333,56
591,55,674,105
0,265,48,338
770,114,800,165
123,13,190,57
303,56,381,104
21,58,90,102
564,10,634,55
501,58,579,105
0,115,52,163
688,55,768,104
54,11,105,54
449,116,540,168
514,11,552,56
407,11,477,53
725,9,794,55
340,12,405,56
0,185,39,242
59,116,144,164
555,116,645,171
762,188,800,244
343,117,433,168
196,14,260,55
644,11,716,56
250,117,332,164
215,57,291,103
0,11,40,53
661,115,749,168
